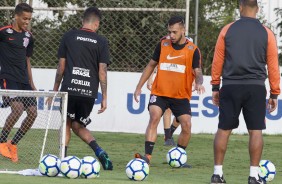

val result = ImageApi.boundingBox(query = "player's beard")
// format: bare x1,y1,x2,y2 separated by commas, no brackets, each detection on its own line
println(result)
174,35,183,45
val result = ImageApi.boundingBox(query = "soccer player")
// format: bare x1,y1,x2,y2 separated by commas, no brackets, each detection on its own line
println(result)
210,0,280,184
49,7,113,170
0,3,37,163
134,16,205,166
146,36,195,147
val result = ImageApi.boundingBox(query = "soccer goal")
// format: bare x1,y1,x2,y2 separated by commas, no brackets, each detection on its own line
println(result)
0,89,68,173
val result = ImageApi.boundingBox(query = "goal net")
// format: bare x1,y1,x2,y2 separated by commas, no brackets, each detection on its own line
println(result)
0,90,68,172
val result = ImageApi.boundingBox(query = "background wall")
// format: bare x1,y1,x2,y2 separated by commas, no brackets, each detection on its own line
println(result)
32,69,282,135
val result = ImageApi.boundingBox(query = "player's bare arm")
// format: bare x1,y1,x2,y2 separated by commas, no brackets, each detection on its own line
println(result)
53,58,66,91
193,67,205,95
26,57,36,90
98,63,107,114
134,59,158,103
46,58,65,106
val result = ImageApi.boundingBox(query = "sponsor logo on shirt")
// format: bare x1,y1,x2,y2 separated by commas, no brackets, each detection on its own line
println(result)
25,31,31,37
6,28,13,34
23,37,29,48
163,42,169,46
159,63,186,73
72,67,90,77
187,45,194,50
67,87,92,96
166,54,184,60
71,79,90,87
77,36,97,43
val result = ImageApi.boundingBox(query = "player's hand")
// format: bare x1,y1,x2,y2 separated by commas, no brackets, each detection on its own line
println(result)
194,84,205,95
212,91,219,106
267,98,277,113
98,98,107,114
134,88,142,103
147,83,152,91
45,97,53,107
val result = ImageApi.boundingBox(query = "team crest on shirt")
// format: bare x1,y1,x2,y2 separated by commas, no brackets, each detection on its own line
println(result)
150,95,157,103
6,28,13,34
25,31,31,37
23,37,29,47
187,45,194,50
163,42,169,46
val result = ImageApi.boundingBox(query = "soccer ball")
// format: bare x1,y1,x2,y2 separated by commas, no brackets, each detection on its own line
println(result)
259,160,276,182
81,156,100,179
125,158,149,181
166,147,187,168
60,156,82,179
38,154,61,177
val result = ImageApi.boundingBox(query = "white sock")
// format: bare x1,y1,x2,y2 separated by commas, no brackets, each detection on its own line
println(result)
250,166,259,180
214,165,223,177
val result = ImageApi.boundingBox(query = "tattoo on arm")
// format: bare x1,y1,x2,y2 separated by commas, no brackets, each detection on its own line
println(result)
54,63,64,90
99,64,107,96
194,68,203,85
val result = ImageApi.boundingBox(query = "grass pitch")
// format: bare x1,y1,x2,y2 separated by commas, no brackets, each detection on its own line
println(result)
0,132,281,184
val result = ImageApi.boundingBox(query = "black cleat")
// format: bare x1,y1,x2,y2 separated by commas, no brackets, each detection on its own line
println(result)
210,174,226,184
248,176,266,184
134,153,150,165
97,151,113,170
164,138,176,146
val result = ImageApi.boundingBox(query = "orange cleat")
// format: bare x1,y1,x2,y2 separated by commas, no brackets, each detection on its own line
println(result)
134,153,151,165
7,140,18,163
0,142,11,159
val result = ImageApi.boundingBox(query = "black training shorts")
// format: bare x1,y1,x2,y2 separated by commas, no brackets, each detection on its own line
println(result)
218,84,266,130
148,95,191,118
66,95,95,127
0,79,37,109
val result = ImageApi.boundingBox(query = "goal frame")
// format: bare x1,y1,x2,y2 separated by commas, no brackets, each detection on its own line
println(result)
0,89,68,173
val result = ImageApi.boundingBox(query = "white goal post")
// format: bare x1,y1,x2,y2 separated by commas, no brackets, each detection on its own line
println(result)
0,89,68,173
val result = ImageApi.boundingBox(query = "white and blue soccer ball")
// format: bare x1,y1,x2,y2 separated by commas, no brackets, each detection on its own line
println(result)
166,147,187,168
38,154,61,177
259,160,276,182
125,158,149,181
81,156,100,179
60,156,82,179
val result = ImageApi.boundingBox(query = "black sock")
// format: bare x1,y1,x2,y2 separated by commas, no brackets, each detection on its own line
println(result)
145,141,155,155
0,130,10,143
170,125,177,137
64,146,68,157
177,144,186,150
89,140,101,153
164,128,171,140
11,129,26,144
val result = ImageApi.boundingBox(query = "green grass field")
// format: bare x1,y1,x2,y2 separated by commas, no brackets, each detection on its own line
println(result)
0,132,281,184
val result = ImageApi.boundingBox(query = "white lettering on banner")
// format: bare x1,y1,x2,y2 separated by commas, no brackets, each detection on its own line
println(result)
77,36,97,43
160,63,186,73
31,68,282,135
71,79,90,86
72,67,90,77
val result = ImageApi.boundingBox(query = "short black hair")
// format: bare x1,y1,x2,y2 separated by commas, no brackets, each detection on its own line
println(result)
15,3,33,15
83,7,102,23
239,0,258,8
168,16,185,27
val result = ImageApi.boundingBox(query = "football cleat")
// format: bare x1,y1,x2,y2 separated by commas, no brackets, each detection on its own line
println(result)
210,174,226,184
